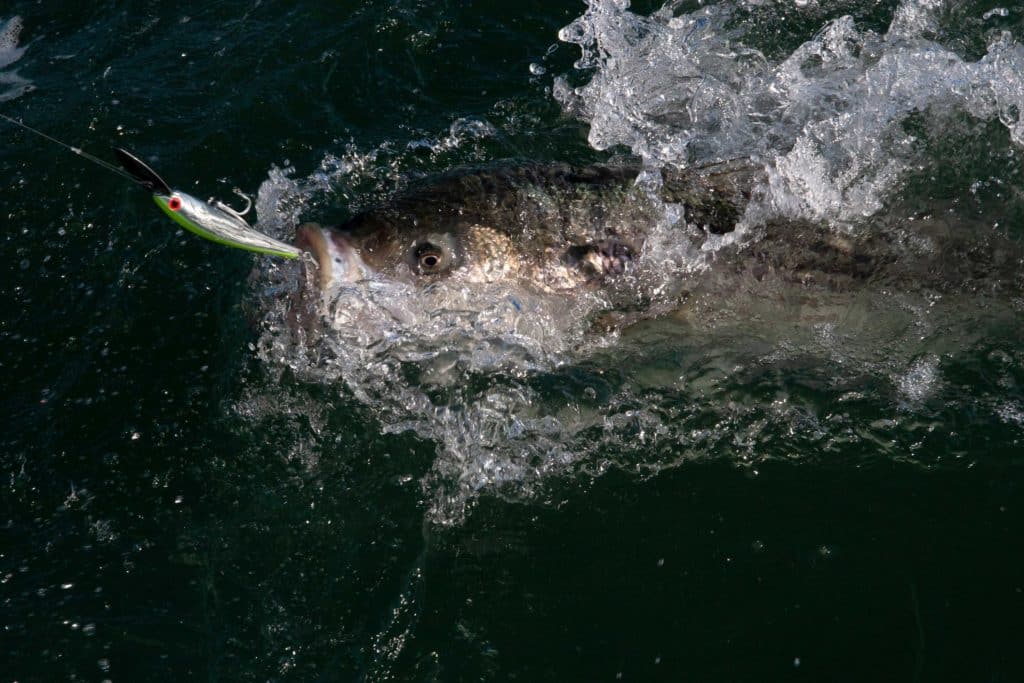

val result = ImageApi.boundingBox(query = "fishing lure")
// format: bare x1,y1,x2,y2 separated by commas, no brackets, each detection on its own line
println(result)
112,148,301,259
2,112,302,259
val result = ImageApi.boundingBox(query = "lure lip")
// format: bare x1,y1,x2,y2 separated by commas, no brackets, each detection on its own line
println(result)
113,147,173,196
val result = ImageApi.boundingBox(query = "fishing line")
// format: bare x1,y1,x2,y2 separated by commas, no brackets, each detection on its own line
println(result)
2,111,303,259
0,111,146,187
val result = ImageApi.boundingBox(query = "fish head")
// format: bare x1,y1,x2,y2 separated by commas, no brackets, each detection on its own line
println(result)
295,213,636,295
296,217,507,289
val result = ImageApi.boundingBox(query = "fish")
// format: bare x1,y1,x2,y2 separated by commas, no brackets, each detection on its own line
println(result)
292,161,759,297
296,163,648,293
287,159,1023,335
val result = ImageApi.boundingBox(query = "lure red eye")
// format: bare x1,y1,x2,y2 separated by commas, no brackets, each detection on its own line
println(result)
168,196,182,211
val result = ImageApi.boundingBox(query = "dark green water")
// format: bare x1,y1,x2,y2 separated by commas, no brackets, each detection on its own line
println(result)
3,1,1024,681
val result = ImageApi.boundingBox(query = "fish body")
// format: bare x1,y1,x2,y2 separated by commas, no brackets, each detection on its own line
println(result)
287,161,1022,340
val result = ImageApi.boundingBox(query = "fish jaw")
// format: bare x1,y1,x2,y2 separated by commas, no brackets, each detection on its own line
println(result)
295,223,373,290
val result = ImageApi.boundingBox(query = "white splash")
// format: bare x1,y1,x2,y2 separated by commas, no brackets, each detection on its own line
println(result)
0,16,32,102
242,0,1024,525
896,354,941,404
556,0,1024,223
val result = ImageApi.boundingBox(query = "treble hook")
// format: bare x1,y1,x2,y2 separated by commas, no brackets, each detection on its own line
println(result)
210,188,253,223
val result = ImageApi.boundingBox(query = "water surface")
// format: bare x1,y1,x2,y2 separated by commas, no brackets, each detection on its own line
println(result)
3,1,1023,680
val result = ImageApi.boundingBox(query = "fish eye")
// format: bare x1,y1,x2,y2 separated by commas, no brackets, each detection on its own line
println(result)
168,196,182,212
414,243,445,273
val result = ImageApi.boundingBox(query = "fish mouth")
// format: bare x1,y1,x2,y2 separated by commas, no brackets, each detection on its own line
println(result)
295,223,372,289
